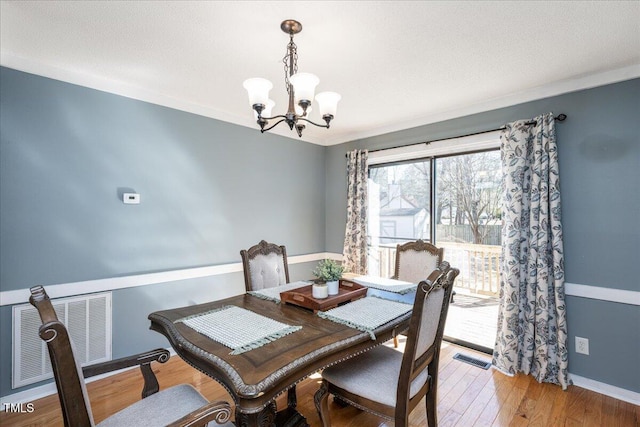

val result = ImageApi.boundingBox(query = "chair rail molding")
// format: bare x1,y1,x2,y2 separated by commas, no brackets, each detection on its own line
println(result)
0,252,344,306
564,282,640,306
1,262,637,308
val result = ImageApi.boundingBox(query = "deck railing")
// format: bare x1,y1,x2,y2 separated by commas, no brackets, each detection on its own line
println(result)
368,242,501,297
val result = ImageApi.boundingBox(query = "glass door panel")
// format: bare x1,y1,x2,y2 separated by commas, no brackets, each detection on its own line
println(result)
435,151,501,352
368,160,431,277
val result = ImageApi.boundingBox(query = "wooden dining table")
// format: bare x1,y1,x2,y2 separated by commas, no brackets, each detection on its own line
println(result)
148,290,412,427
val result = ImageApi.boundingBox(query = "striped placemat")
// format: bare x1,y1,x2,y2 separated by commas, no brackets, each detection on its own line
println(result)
351,276,418,295
318,296,412,339
248,281,311,303
178,305,301,355
352,275,417,294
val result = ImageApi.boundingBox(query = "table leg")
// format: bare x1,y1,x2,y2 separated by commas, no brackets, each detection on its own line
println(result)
235,400,309,427
235,402,276,427
287,386,297,408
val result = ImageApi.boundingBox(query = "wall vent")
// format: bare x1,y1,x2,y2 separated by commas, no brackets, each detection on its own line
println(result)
12,292,112,389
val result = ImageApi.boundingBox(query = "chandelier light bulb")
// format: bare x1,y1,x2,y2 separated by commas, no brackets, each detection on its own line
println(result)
243,78,273,107
315,91,341,118
289,73,320,104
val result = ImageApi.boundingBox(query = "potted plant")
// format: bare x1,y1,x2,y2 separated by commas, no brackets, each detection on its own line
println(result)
312,259,344,295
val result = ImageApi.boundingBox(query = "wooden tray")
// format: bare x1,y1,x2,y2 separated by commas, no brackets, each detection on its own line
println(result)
280,279,367,312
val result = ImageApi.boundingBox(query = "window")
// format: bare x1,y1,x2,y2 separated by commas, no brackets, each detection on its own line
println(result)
369,159,431,244
366,132,502,351
367,130,501,277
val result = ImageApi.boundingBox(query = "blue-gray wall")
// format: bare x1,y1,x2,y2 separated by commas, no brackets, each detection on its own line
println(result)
0,67,326,397
1,66,638,398
326,78,640,393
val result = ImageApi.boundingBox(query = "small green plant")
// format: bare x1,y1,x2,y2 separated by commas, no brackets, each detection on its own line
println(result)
312,259,344,282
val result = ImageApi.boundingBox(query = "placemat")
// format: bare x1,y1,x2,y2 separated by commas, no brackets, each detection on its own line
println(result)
352,275,417,294
317,296,412,339
248,281,311,303
178,305,301,355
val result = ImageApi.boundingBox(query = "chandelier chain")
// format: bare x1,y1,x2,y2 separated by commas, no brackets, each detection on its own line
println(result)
283,34,298,95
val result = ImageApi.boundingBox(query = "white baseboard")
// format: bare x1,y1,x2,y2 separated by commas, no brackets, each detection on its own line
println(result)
570,373,640,405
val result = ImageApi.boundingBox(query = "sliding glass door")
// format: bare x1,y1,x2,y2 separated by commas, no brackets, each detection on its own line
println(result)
368,149,501,352
435,151,501,352
368,159,431,278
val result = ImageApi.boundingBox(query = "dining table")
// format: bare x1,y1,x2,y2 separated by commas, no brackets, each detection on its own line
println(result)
148,280,415,427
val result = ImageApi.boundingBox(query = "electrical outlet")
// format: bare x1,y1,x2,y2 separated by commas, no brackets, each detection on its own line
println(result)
575,336,589,355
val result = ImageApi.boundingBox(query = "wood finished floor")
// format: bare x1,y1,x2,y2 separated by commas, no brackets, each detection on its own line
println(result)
2,341,638,426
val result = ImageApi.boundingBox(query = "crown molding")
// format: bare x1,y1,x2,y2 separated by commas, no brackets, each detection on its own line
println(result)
1,53,639,147
320,64,640,146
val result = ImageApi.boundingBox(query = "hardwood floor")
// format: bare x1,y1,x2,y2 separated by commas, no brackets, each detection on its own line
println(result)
2,341,638,426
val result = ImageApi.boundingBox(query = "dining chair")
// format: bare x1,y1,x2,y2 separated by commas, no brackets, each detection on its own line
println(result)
392,239,445,347
239,239,298,408
314,262,459,427
393,239,444,283
240,239,290,292
29,285,233,427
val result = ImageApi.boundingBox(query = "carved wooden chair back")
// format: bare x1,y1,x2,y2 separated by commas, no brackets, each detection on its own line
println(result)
30,286,95,426
393,239,444,284
29,286,233,427
315,262,459,427
240,240,290,292
395,262,458,425
239,240,298,406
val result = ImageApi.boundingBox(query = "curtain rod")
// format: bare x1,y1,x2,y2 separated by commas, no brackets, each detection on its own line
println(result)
348,113,567,156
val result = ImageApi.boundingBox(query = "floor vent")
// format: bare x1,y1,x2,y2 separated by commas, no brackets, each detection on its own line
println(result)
453,353,492,370
12,292,112,389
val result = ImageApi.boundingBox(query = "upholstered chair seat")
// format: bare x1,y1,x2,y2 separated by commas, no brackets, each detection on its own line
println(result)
320,346,429,408
315,263,459,427
98,384,234,427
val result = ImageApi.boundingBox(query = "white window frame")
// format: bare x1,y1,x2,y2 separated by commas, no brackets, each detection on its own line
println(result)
368,130,501,166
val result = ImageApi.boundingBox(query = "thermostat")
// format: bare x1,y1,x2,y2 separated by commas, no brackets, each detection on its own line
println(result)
123,193,140,204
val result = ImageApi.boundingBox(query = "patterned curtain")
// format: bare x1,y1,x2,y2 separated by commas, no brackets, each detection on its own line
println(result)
493,113,570,390
342,149,368,275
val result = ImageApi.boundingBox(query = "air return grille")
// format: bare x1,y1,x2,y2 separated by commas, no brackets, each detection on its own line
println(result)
453,353,492,370
12,292,112,389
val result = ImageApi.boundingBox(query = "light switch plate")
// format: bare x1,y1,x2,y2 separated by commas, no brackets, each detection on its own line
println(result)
123,193,140,204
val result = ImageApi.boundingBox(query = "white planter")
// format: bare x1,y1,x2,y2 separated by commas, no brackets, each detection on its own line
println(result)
327,280,340,295
312,284,329,299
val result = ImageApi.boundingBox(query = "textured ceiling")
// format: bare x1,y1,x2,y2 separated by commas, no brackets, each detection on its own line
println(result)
1,1,639,145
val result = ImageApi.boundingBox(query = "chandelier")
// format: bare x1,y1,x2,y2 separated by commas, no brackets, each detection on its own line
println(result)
243,20,341,138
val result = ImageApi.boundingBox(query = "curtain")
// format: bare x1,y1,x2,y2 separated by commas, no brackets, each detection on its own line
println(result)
342,149,368,275
493,113,570,390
